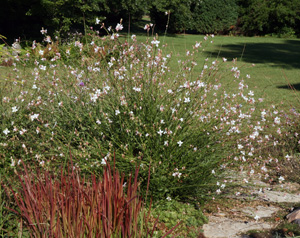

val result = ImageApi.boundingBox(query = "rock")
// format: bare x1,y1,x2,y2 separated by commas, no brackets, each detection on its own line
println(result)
292,219,300,226
287,208,300,223
255,190,300,203
203,216,274,238
240,205,279,219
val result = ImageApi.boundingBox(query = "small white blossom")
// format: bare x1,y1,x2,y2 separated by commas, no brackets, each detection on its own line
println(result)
3,128,10,135
177,140,183,147
274,117,280,124
184,97,190,103
115,23,123,31
30,113,39,121
12,106,18,113
151,39,160,47
157,129,163,136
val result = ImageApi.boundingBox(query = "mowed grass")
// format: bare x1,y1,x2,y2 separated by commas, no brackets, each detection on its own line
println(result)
1,35,300,108
134,34,300,108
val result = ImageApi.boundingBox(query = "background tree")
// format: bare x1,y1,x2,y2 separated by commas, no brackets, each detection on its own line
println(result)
0,0,45,41
237,0,300,36
192,0,238,34
149,0,194,33
37,0,109,36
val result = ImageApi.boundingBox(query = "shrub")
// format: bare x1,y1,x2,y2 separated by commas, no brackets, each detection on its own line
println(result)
1,25,296,205
192,0,238,34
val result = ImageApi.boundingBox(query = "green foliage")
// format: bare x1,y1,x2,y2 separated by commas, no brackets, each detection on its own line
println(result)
192,0,238,34
151,199,208,237
149,0,194,33
238,0,300,36
37,0,109,36
149,0,238,34
0,32,231,203
106,0,149,22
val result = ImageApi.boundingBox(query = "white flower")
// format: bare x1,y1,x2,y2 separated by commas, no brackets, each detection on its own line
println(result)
115,110,120,115
184,97,190,103
157,129,163,136
278,176,285,182
40,28,47,35
166,196,172,201
177,140,183,147
151,39,160,47
3,128,10,135
19,128,27,135
274,117,280,124
115,23,123,31
39,50,44,56
95,17,101,24
133,87,141,92
39,65,46,71
10,158,16,167
12,106,18,113
248,90,254,96
30,113,39,121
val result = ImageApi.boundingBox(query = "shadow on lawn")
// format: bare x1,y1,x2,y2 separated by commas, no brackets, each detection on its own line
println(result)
205,39,300,69
277,83,300,91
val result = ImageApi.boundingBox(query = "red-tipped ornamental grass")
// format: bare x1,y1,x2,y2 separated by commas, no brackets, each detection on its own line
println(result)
4,160,180,237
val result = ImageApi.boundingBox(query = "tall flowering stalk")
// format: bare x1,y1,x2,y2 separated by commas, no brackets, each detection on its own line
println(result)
1,24,298,203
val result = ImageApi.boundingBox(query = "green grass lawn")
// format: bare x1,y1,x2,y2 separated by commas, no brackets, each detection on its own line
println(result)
133,34,300,108
1,34,300,108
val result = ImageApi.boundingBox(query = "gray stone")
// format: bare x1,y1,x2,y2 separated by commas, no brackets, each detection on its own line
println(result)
287,208,300,223
203,216,274,238
255,190,300,203
292,219,300,226
240,205,279,218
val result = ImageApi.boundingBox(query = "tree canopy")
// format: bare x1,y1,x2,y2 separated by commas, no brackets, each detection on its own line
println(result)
0,0,299,40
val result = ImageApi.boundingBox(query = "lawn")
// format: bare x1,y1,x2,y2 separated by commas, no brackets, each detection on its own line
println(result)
135,34,300,107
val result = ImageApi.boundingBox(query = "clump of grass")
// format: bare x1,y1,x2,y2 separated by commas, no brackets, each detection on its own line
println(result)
3,159,180,237
1,21,299,205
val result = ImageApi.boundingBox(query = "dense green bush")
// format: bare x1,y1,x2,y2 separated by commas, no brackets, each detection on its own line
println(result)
1,29,242,203
192,0,238,34
149,0,194,33
238,0,300,36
